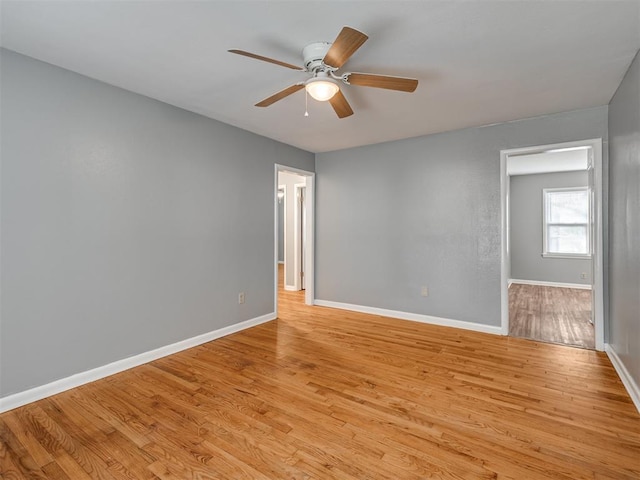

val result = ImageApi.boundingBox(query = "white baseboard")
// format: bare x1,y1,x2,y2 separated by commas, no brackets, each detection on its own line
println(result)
0,312,276,413
509,278,592,290
313,300,503,336
284,285,298,291
605,344,640,414
278,261,284,264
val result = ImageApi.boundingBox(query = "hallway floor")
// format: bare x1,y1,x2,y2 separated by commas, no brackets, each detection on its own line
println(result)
509,283,594,349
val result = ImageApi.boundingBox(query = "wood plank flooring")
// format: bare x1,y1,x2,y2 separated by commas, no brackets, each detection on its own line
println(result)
1,270,639,479
509,283,594,349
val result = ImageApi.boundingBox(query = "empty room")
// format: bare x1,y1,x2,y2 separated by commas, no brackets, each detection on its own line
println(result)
1,1,639,479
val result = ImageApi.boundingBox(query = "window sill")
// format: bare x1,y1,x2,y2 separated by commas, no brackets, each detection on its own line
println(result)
542,253,592,260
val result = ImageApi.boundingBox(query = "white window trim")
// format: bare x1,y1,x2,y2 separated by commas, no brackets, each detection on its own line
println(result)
541,253,592,259
542,186,592,259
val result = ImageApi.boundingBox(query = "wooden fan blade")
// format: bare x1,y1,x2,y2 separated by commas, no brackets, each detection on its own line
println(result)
255,84,305,107
323,27,368,69
228,49,304,71
347,72,418,92
329,90,354,118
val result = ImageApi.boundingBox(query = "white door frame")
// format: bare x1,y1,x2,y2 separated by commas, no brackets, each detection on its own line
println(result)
274,165,315,315
500,138,604,350
293,182,306,291
277,185,286,267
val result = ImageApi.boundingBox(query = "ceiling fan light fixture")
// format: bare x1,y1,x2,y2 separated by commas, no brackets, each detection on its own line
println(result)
231,26,417,119
305,75,339,102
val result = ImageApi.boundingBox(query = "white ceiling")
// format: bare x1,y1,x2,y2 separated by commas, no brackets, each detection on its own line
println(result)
2,1,639,153
507,148,589,176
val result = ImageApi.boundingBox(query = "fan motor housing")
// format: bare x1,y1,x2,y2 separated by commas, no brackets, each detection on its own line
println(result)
303,42,331,72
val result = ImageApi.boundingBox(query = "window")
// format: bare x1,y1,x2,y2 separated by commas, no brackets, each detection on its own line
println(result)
543,187,591,257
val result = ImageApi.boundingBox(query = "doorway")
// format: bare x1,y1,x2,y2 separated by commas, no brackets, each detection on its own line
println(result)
274,165,315,316
500,139,604,350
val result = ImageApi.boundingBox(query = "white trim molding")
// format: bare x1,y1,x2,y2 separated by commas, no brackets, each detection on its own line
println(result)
293,182,306,291
509,279,592,290
314,300,503,336
541,253,593,260
605,344,640,414
0,313,276,413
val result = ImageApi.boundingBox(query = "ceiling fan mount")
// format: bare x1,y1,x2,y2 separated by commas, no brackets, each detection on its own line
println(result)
302,42,333,73
229,26,418,118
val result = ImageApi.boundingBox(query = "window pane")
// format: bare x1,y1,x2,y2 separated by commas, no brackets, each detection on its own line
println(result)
547,225,588,254
547,190,588,224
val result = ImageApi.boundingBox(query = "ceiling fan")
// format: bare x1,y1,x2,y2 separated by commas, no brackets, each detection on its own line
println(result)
229,26,418,119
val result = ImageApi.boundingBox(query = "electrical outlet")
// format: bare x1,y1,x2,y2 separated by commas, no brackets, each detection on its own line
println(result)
580,273,587,280
238,292,245,304
421,286,429,297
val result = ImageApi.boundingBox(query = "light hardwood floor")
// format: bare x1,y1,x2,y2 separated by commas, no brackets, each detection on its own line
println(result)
509,283,594,349
1,270,638,479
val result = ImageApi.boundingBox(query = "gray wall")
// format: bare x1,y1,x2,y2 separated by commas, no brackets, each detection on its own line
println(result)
510,171,591,285
316,106,608,326
608,50,640,390
0,49,314,397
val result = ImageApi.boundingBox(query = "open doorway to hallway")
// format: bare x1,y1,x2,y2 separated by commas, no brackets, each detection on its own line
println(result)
500,140,604,350
274,165,315,316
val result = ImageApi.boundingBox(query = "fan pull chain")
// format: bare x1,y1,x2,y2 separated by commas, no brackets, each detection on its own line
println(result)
304,89,309,117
